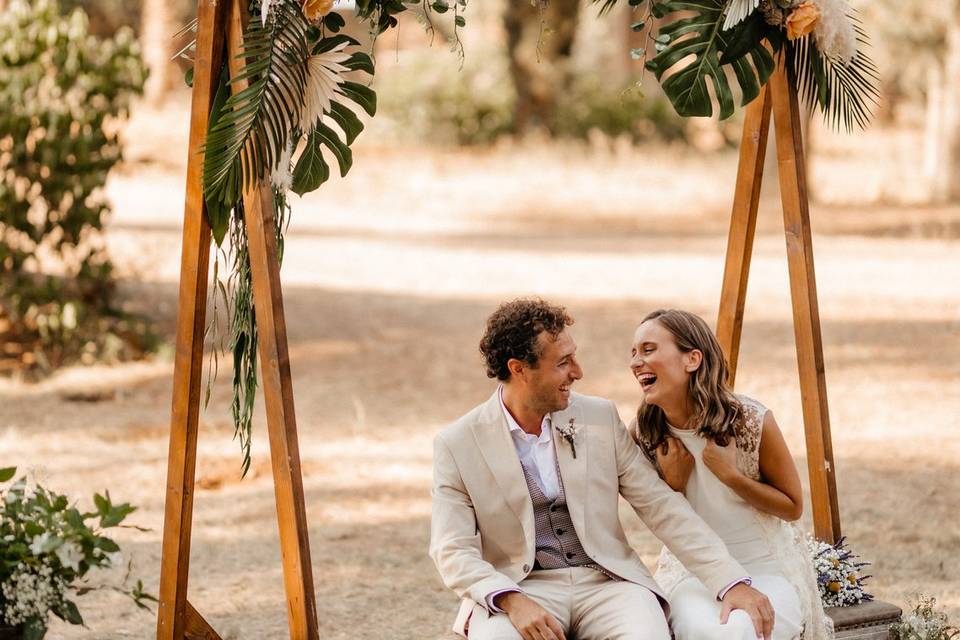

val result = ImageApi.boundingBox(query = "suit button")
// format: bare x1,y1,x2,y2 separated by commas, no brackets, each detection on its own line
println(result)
522,564,531,573
556,528,565,536
566,552,575,560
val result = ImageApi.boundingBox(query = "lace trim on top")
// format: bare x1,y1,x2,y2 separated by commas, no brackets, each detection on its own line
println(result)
654,394,834,640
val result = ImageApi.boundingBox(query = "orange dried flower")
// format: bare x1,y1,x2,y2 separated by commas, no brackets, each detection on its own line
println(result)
302,0,335,21
786,1,820,40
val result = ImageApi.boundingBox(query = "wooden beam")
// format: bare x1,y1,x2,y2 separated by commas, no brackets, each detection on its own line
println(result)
769,60,842,542
184,602,223,640
227,0,320,637
157,1,230,638
716,82,773,384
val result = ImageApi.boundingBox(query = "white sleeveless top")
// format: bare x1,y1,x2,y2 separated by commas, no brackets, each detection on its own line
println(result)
643,395,834,640
665,416,781,575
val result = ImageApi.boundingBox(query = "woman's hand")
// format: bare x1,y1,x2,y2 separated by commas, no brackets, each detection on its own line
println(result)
655,437,694,493
702,437,740,485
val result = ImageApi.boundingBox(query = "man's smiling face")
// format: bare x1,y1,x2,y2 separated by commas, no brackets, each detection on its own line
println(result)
524,330,583,415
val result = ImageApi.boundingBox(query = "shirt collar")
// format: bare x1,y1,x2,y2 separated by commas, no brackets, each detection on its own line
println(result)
498,385,552,440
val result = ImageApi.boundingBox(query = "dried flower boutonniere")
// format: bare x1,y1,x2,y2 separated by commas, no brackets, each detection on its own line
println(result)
555,418,578,459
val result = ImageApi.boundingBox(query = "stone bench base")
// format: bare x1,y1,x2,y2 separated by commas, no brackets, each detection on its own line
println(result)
826,600,902,640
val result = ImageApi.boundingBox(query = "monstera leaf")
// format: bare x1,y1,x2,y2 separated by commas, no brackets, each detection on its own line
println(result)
645,0,776,120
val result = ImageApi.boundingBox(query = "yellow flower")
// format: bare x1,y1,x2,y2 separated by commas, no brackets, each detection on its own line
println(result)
847,574,858,584
785,1,820,40
302,0,335,21
828,581,842,593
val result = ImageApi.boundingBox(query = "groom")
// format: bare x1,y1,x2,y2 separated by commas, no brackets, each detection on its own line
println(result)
430,299,775,640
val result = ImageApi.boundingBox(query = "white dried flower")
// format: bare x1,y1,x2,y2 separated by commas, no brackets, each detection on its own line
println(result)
810,0,857,63
270,137,295,193
261,0,274,26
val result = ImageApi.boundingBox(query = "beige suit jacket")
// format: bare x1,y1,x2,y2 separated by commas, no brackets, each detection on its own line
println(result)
429,390,747,632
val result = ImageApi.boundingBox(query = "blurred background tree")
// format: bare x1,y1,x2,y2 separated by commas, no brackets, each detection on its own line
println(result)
0,0,153,375
503,0,581,135
869,0,960,201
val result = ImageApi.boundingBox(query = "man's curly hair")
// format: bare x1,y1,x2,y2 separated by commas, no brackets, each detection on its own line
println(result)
479,299,574,381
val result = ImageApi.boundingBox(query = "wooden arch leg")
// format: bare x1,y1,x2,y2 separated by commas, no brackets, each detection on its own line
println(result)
159,0,319,637
717,82,773,384
157,0,230,638
224,0,319,637
769,62,841,543
717,58,841,543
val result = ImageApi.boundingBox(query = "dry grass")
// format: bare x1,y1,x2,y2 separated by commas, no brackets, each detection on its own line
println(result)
1,100,959,638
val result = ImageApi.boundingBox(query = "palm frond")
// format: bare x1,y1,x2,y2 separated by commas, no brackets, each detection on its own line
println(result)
202,0,310,225
787,14,880,132
592,0,623,15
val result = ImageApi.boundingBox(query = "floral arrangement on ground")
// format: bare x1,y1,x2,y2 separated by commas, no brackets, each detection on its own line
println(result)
0,467,154,640
891,595,959,640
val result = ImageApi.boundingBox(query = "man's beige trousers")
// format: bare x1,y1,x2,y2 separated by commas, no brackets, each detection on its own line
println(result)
466,567,670,640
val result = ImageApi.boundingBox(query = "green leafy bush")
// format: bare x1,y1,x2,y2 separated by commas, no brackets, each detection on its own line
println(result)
0,0,150,375
552,79,688,143
374,51,516,146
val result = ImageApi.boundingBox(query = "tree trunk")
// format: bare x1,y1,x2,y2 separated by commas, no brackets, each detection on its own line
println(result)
141,0,178,105
923,64,945,196
944,0,960,200
503,0,581,135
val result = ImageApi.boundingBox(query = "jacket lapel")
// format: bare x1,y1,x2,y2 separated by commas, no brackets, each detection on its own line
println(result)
551,398,587,538
470,391,534,544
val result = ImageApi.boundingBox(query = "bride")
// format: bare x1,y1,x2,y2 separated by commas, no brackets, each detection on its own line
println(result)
628,309,832,640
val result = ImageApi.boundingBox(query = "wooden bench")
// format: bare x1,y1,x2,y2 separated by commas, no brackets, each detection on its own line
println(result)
827,600,902,639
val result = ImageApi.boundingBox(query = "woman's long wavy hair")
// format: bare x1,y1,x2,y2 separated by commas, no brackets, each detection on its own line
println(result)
633,309,743,463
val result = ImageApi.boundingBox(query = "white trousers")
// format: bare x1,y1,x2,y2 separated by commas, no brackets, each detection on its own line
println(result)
668,573,803,640
468,567,671,640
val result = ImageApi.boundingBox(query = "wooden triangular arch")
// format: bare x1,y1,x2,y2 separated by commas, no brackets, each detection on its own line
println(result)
156,0,319,638
156,3,842,637
716,59,841,543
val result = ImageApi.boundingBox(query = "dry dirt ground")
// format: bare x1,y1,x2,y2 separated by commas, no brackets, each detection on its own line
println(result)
2,103,959,638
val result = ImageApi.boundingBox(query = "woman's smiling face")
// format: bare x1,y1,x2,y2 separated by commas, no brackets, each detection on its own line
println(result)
629,319,699,408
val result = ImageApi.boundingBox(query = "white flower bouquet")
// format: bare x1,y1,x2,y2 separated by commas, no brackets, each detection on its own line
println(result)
0,467,154,640
891,595,959,640
808,536,872,607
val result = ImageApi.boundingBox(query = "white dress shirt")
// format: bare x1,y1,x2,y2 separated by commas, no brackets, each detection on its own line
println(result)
499,386,560,500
